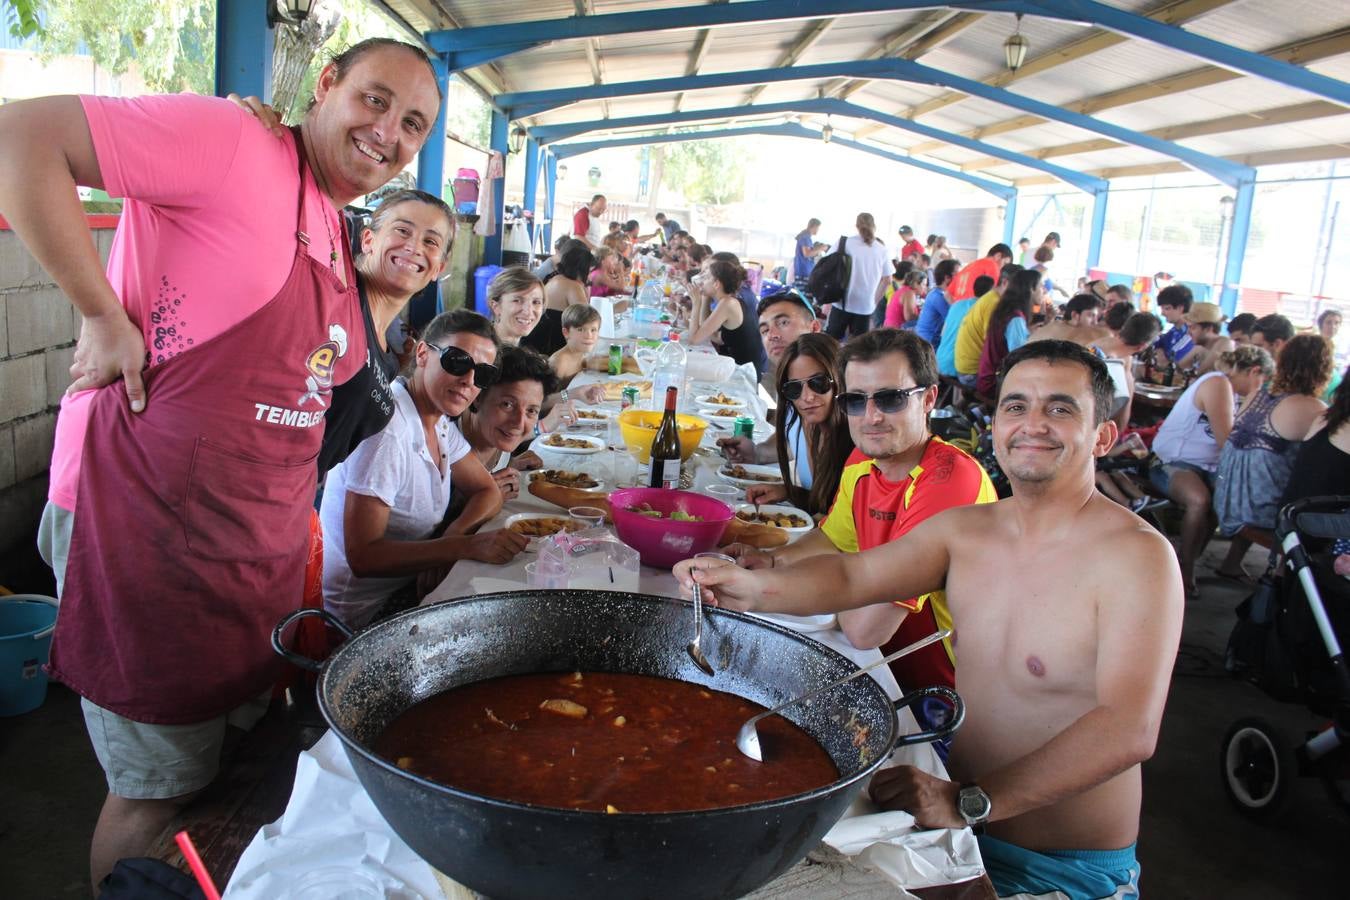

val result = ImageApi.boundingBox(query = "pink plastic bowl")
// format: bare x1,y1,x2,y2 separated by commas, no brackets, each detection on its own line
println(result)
609,487,734,570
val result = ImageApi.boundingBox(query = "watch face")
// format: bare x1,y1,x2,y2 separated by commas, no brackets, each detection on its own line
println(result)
959,786,991,821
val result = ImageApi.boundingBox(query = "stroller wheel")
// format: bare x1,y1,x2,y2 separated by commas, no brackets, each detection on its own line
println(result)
1220,717,1297,822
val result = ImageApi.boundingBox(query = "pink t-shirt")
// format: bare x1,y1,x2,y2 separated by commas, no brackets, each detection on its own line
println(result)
49,94,346,510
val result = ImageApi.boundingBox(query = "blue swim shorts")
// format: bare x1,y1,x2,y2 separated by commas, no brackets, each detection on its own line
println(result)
978,834,1140,900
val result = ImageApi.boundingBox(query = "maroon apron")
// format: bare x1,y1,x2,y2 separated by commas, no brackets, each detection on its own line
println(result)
48,131,364,724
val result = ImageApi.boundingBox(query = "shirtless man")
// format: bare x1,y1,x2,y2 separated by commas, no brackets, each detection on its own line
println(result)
1184,302,1235,374
1026,293,1107,349
678,339,1183,899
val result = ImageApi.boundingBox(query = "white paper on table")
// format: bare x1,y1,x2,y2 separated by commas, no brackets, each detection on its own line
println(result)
467,576,528,595
224,732,444,900
820,755,985,895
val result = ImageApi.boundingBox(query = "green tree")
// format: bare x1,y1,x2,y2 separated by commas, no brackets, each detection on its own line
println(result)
29,0,215,94
660,136,746,206
2,0,41,39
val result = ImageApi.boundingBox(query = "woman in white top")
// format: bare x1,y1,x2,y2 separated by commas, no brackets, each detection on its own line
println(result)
320,310,529,628
825,212,890,341
1148,345,1273,596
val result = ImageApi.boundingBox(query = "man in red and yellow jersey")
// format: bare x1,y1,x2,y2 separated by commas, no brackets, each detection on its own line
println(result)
722,328,995,698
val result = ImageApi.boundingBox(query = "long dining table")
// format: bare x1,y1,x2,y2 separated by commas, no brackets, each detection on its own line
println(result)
222,365,995,899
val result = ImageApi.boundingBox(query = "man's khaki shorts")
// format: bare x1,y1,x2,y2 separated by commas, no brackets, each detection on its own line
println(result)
81,693,271,799
40,501,271,800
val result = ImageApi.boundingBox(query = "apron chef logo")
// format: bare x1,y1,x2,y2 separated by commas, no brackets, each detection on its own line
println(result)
298,324,350,407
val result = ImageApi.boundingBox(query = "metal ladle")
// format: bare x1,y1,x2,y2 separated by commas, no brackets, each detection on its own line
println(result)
687,552,733,676
735,628,952,762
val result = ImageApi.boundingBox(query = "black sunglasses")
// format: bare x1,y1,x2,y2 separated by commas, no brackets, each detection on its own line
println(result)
838,385,929,417
780,373,835,401
429,342,499,388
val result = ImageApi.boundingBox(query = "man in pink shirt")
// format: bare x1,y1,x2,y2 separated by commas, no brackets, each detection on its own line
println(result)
0,38,440,887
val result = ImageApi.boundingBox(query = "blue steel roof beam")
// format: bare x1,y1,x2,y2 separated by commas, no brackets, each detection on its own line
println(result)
429,0,1348,107
499,60,1253,187
445,45,537,71
984,0,1350,107
427,1,946,56
549,122,1016,201
529,98,1105,194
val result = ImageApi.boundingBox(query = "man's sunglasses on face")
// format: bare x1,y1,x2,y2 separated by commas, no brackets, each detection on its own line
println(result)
838,385,929,417
429,342,500,388
780,373,835,401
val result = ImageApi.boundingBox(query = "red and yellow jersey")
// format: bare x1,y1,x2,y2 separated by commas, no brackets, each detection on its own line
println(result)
821,437,997,689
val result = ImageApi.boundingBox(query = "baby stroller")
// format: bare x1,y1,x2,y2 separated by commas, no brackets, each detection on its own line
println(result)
1219,495,1350,821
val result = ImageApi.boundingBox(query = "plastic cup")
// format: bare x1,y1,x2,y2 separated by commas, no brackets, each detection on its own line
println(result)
1118,432,1148,459
703,483,742,503
282,868,386,900
524,560,567,590
568,506,607,530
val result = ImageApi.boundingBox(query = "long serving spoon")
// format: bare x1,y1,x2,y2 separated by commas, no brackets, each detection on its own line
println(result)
687,552,734,676
735,628,952,762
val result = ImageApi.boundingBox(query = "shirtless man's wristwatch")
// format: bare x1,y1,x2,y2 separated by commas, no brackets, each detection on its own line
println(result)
957,783,992,831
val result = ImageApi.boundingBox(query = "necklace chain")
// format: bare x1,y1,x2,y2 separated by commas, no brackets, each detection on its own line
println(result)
320,205,339,275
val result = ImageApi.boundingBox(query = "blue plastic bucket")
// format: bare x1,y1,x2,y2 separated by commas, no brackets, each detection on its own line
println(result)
474,264,504,314
0,595,59,717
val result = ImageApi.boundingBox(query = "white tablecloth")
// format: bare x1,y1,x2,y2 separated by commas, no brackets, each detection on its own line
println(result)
423,367,902,701
222,369,985,898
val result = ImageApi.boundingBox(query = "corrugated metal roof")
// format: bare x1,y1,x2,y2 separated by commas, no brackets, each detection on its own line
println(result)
380,0,1350,189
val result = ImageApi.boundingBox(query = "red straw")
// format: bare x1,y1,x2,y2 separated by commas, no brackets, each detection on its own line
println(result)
174,830,222,900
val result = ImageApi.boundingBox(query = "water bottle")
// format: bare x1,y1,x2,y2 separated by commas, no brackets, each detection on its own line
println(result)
649,333,687,411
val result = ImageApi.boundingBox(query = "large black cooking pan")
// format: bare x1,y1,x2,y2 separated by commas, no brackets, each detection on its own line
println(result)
274,590,961,900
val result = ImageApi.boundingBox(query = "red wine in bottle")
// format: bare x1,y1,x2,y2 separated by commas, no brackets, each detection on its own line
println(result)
648,386,681,489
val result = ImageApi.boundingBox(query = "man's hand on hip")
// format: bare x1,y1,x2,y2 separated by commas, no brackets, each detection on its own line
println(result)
68,308,148,412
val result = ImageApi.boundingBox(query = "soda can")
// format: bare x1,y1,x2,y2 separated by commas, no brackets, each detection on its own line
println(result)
608,343,623,376
621,386,640,410
733,416,755,439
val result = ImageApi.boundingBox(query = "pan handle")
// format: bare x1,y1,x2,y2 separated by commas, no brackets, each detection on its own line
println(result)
892,685,964,747
271,608,353,673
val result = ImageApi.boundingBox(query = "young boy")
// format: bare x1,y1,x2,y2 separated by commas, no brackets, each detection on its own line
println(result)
550,303,603,385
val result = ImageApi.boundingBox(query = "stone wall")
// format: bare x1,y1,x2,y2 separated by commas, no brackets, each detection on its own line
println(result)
0,222,112,554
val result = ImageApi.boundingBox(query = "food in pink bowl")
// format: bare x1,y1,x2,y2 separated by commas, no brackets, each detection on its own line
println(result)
608,487,734,569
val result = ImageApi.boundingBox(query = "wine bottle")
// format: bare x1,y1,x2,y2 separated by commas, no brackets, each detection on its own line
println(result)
648,386,681,489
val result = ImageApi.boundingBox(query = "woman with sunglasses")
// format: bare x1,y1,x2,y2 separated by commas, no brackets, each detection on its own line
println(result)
319,310,528,629
975,268,1043,396
752,334,854,516
719,333,850,512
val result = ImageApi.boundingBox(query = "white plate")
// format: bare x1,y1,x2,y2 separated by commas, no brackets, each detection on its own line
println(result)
717,462,784,489
695,394,746,409
535,433,606,455
569,408,612,428
503,513,584,551
699,405,745,421
528,470,606,493
734,503,814,535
